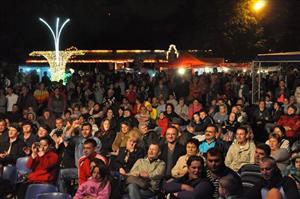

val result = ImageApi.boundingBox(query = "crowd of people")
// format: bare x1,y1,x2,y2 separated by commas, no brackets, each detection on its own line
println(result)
0,68,299,199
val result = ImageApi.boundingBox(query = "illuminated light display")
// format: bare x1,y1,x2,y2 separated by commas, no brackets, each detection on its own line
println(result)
116,50,152,53
39,17,72,81
166,44,179,60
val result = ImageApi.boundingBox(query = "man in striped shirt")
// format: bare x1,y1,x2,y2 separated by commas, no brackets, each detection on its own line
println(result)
206,148,242,199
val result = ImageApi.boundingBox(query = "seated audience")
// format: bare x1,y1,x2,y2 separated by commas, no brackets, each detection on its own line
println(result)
164,155,214,199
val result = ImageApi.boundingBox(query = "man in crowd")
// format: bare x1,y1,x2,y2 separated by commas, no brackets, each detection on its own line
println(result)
127,143,165,199
206,148,242,199
159,127,185,179
246,157,299,199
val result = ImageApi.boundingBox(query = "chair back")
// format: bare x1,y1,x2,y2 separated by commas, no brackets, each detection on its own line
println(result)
25,184,58,199
3,165,18,185
16,156,31,175
36,192,72,199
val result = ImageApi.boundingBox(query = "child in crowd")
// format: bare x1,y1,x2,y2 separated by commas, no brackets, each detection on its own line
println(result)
74,159,111,199
157,111,169,137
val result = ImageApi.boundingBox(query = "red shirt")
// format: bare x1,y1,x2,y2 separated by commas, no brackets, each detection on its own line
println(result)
27,150,59,183
78,153,108,185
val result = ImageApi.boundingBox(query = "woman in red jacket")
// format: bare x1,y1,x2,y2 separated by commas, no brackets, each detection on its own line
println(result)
17,137,59,199
277,105,300,144
27,137,59,183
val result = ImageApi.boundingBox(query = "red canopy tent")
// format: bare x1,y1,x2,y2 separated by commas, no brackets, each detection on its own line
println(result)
160,53,210,68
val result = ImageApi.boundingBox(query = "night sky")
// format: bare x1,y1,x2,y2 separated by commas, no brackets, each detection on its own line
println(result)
1,0,300,63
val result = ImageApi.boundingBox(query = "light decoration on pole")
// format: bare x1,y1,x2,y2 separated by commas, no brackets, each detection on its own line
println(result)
37,17,84,82
166,44,179,60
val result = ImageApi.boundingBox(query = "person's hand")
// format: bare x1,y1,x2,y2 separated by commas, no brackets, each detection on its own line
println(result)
0,153,7,158
140,171,149,178
284,126,291,131
181,184,194,191
38,150,45,157
23,147,31,155
119,168,126,176
31,144,38,158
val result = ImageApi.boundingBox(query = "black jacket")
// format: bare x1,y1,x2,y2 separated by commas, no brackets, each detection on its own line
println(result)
111,147,144,173
160,142,186,178
246,176,299,199
0,138,26,164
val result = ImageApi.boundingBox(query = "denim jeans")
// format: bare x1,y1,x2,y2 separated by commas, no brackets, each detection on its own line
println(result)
127,183,155,199
57,168,78,192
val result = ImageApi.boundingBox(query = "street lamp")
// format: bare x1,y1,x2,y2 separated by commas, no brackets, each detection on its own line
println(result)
252,0,267,12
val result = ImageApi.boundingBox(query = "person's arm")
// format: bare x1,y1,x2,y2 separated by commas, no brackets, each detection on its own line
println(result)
163,179,183,193
225,145,233,167
148,161,166,180
171,157,186,178
73,182,86,199
129,159,141,176
96,182,111,199
176,180,214,199
250,143,256,164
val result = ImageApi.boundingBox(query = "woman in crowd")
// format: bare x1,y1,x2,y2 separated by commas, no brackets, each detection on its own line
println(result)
188,99,203,120
268,133,290,172
164,155,214,199
171,138,201,178
265,125,290,151
111,132,144,177
95,119,116,157
111,121,131,154
165,103,180,122
74,160,111,199
221,112,239,143
213,104,228,125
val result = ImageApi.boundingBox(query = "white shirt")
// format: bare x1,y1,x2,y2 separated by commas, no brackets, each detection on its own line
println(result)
6,93,18,112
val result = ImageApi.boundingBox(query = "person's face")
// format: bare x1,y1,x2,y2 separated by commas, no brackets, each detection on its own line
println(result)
295,158,300,170
199,112,206,120
287,107,295,115
107,110,113,117
259,101,265,109
121,124,129,134
54,88,60,95
231,106,238,114
92,166,101,180
273,127,283,137
43,111,50,118
166,105,172,113
255,148,267,164
83,143,96,157
102,120,110,131
279,81,285,88
124,110,130,117
207,153,223,172
260,161,274,180
0,121,6,132
12,105,18,112
219,106,226,113
188,160,202,180
126,137,137,150
22,124,31,133
165,128,178,143
186,143,198,156
269,137,279,151
193,114,200,122
159,112,165,119
94,104,100,111
229,113,236,122
139,125,148,134
39,140,49,153
8,127,18,139
235,129,247,144
147,144,160,160
55,119,64,129
205,127,216,141
179,99,184,105
193,100,199,106
81,125,92,138
38,127,48,138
